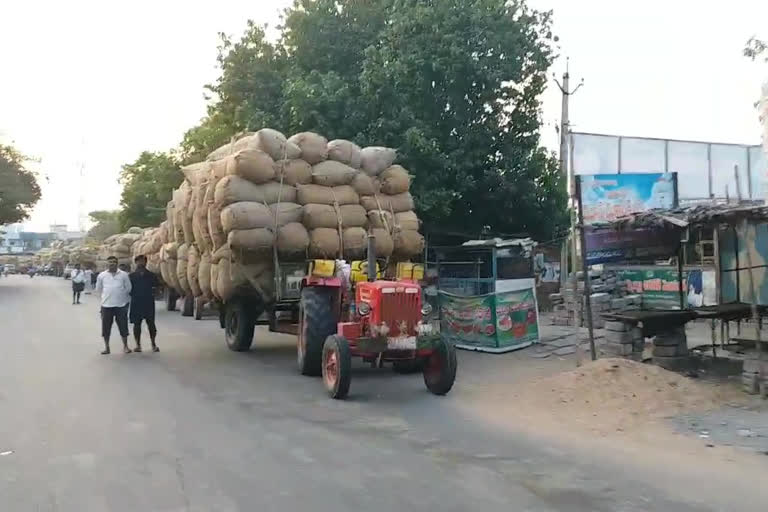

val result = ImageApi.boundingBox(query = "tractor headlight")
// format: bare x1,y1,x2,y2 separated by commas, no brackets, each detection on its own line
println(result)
358,302,371,316
420,302,433,316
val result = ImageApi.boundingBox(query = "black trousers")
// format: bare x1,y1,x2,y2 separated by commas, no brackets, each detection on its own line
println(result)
133,317,157,339
101,306,129,339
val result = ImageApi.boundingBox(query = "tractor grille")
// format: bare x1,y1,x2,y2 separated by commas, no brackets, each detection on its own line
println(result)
380,290,420,337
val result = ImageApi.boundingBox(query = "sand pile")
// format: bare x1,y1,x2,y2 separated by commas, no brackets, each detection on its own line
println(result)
503,358,742,434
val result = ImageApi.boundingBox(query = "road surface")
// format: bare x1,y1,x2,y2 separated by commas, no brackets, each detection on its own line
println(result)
0,275,763,511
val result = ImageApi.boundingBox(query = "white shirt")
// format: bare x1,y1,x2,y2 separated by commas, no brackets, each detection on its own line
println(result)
71,269,86,283
95,269,132,307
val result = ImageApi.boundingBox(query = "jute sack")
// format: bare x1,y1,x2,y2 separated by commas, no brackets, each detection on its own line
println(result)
215,176,297,206
395,211,420,231
288,132,328,165
360,192,414,213
220,202,272,233
208,203,226,251
311,161,357,186
199,251,212,299
226,149,276,184
297,184,358,206
274,159,312,186
177,181,192,210
159,221,169,244
343,227,367,259
302,204,367,229
270,202,303,227
216,257,245,302
327,139,362,169
393,229,425,259
181,208,194,245
361,147,397,176
371,228,394,258
367,209,393,229
126,227,144,235
161,242,178,260
253,129,301,161
351,172,378,196
211,245,230,264
176,258,191,295
187,245,202,297
309,228,340,258
182,161,211,186
236,261,275,302
192,211,209,253
276,222,309,258
206,133,254,161
379,165,411,195
166,202,176,241
160,260,172,288
210,262,220,300
228,228,274,254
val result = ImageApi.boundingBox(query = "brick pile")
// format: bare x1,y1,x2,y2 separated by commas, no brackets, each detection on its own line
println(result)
548,269,641,327
651,327,689,371
742,353,768,395
602,320,645,359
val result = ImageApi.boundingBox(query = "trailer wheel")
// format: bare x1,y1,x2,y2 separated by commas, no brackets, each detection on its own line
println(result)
322,335,351,399
165,288,178,312
225,299,256,352
181,295,194,317
194,297,205,320
423,339,457,396
298,287,335,376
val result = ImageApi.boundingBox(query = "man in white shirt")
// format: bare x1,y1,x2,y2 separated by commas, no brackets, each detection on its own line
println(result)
95,256,133,355
71,263,86,304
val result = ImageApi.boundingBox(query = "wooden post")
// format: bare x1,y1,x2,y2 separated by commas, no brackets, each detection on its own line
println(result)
575,178,597,361
677,239,685,310
740,219,762,382
713,226,723,348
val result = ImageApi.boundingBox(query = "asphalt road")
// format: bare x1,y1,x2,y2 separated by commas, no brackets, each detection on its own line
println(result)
0,275,763,511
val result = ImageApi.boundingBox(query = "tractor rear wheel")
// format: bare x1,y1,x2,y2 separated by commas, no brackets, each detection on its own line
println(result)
225,298,257,352
322,335,351,399
423,339,457,396
297,287,336,376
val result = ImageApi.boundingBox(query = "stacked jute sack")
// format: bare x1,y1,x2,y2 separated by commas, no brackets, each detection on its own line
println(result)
163,128,425,304
131,225,166,276
96,229,142,270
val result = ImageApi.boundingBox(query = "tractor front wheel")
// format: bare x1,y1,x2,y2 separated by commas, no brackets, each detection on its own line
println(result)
423,339,457,396
322,335,351,399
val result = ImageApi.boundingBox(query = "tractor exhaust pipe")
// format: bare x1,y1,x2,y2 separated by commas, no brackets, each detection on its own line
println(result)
367,233,376,282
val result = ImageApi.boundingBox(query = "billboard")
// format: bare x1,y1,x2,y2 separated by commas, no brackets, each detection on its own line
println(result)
577,173,679,265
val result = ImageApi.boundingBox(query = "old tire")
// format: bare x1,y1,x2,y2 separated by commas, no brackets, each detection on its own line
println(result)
194,297,205,320
181,295,194,317
322,335,351,399
297,287,336,376
393,359,425,374
423,338,457,396
225,299,257,352
165,288,178,312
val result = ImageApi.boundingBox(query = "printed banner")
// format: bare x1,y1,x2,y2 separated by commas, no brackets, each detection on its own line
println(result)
617,268,703,309
439,289,539,349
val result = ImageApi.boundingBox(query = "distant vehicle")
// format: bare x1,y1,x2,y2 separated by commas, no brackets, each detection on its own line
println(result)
5,264,16,274
63,265,73,279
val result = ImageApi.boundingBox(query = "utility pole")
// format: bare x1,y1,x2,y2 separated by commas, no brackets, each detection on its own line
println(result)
554,60,590,359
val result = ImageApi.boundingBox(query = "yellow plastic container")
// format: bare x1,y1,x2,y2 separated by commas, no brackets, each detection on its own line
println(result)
396,262,424,281
350,260,381,282
310,259,336,278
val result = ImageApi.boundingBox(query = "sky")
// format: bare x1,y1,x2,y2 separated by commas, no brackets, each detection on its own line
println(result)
1,0,766,231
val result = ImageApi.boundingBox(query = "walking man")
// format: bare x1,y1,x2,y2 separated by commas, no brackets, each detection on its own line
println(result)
129,254,160,353
71,263,86,304
95,256,132,355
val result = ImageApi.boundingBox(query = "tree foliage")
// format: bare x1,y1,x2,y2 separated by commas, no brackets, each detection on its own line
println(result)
136,0,566,239
744,37,767,62
118,151,182,230
0,144,42,225
86,210,121,242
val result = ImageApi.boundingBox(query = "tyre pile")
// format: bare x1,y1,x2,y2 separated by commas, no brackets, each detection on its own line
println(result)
148,128,424,305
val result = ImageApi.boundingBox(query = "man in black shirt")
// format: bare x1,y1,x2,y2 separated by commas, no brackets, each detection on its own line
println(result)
129,255,160,353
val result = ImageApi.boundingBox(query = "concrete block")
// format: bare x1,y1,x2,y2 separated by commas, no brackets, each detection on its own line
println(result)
605,320,630,332
653,336,686,347
654,355,689,372
742,358,768,374
602,342,634,356
742,372,760,394
605,330,633,344
631,327,643,340
611,298,629,310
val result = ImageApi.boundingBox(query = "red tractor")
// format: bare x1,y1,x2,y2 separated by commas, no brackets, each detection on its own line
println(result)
222,238,457,399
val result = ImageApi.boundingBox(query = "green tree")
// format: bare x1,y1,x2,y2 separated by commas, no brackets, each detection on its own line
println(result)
744,37,767,62
86,210,121,242
0,144,42,225
118,151,182,230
